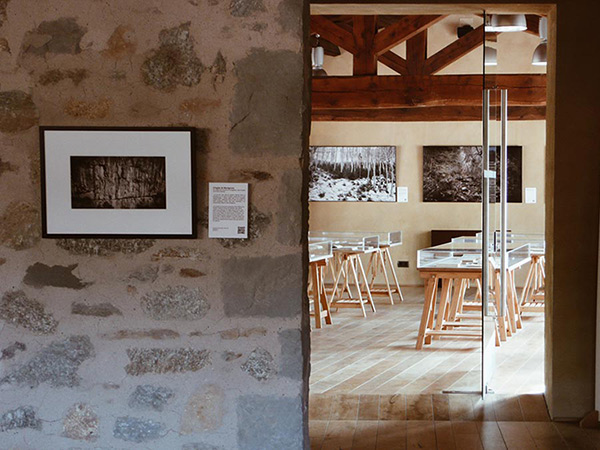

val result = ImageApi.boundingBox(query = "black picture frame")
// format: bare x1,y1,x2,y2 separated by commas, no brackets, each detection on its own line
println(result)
422,145,523,203
40,126,197,239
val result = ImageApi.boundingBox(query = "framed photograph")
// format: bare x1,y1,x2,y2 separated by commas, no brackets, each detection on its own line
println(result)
309,146,397,202
40,126,196,238
423,145,522,203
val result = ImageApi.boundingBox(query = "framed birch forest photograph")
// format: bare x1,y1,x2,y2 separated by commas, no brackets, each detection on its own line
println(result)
309,146,397,202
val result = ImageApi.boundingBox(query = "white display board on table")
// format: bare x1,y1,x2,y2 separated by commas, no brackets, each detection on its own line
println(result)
208,182,248,239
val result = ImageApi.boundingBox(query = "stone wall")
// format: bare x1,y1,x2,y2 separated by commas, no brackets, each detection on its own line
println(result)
0,0,308,448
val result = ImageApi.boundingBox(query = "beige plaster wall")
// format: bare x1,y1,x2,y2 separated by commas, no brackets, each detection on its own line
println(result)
309,120,546,286
0,0,308,448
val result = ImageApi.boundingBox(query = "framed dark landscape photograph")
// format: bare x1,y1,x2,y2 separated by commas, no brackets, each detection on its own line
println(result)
423,145,522,203
40,127,196,238
309,146,397,202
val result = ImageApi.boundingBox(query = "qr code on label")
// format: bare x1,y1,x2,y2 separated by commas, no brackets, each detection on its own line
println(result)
237,226,246,235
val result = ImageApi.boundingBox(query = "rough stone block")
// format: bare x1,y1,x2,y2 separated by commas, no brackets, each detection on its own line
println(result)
210,51,227,87
182,444,223,450
241,348,275,381
0,290,58,334
219,327,267,340
151,247,203,261
64,98,111,119
179,268,205,278
39,68,88,86
278,329,302,380
113,416,165,443
57,238,155,256
0,201,40,249
237,396,303,449
0,406,41,432
222,351,242,362
128,385,174,412
23,263,90,289
141,23,204,91
128,265,160,283
1,335,94,388
62,403,99,442
229,0,265,17
230,49,303,156
0,342,26,361
180,384,224,433
0,89,38,132
222,254,302,317
125,348,210,375
0,157,17,177
141,286,209,320
102,329,180,340
102,25,136,59
71,302,122,317
22,17,86,56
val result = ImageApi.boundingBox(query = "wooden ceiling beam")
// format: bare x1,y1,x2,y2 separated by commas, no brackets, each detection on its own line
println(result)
312,74,547,109
353,15,378,75
378,51,408,75
525,14,541,36
323,15,354,27
377,15,407,29
373,15,445,56
311,15,357,54
425,25,484,75
312,106,546,122
406,30,428,74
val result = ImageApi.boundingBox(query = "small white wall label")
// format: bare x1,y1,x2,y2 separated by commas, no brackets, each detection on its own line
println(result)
525,187,537,204
397,186,408,203
208,182,248,238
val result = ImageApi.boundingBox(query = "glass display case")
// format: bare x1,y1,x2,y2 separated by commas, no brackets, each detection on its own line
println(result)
376,231,402,247
504,244,532,270
309,240,333,263
504,233,545,254
454,233,544,255
309,231,379,253
417,241,483,269
417,241,531,270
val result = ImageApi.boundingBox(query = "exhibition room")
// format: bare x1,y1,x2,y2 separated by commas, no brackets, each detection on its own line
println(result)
307,7,556,448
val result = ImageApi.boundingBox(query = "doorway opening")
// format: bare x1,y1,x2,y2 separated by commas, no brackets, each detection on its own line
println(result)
307,4,553,448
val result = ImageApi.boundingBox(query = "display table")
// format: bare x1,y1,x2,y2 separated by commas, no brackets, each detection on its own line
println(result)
308,240,333,329
415,240,531,349
365,231,404,304
309,232,378,317
506,234,545,313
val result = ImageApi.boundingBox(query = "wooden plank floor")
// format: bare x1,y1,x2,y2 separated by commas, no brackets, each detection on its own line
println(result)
307,286,591,450
310,286,545,396
310,393,600,449
310,416,600,449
